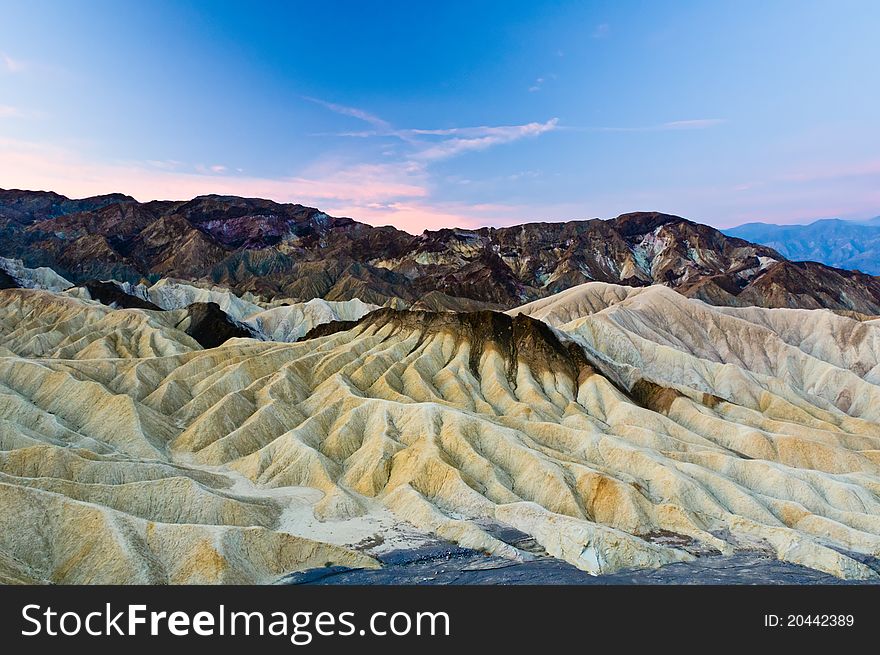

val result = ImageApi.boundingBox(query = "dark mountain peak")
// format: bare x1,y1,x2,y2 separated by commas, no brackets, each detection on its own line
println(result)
180,194,319,219
0,189,137,225
610,211,690,236
84,192,136,204
0,188,67,203
0,188,136,224
1,189,136,206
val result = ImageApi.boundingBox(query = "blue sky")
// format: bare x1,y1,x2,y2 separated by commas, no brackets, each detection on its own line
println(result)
1,0,878,232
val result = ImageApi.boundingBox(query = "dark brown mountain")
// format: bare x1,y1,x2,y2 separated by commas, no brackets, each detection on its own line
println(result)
0,188,135,224
2,188,880,315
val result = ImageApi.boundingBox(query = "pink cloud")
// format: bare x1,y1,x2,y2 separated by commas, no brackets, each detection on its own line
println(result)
0,137,559,234
707,160,880,226
0,137,621,234
324,200,540,233
0,138,427,202
0,138,430,229
325,202,483,231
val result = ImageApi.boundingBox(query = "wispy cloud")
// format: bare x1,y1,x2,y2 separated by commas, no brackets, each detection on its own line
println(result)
528,73,557,93
309,96,559,163
0,136,557,233
302,96,392,131
405,123,553,138
192,163,235,174
412,119,559,161
146,159,184,171
0,104,44,120
1,52,25,73
0,97,559,235
778,159,880,184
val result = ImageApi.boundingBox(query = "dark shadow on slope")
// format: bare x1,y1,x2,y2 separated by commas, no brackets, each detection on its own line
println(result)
178,301,259,348
81,280,162,310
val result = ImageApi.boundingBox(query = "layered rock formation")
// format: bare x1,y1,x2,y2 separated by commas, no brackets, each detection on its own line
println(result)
1,280,879,583
4,189,880,314
0,256,73,292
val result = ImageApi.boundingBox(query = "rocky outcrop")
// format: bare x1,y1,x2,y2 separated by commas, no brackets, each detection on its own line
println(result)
0,256,73,291
62,276,379,344
304,308,600,385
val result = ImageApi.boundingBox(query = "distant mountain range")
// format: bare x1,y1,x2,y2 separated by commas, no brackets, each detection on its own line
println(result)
726,216,880,276
3,188,880,315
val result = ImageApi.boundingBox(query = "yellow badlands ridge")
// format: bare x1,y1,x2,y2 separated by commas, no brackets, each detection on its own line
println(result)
1,283,879,583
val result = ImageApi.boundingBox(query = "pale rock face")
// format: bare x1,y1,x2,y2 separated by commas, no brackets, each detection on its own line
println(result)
509,281,646,325
140,278,266,319
0,256,74,292
0,288,200,358
1,282,880,583
247,297,378,342
120,278,379,342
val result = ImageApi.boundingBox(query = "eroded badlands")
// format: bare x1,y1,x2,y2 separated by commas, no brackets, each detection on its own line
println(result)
1,280,879,583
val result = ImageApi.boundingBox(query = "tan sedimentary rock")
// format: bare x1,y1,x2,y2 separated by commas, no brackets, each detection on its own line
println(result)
0,482,375,584
0,288,200,358
1,284,879,582
135,278,380,342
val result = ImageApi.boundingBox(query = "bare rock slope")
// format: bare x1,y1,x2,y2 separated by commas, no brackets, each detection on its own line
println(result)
5,188,880,314
1,282,879,583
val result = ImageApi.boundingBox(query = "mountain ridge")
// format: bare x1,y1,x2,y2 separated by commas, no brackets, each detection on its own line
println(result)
726,217,880,276
3,188,880,315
